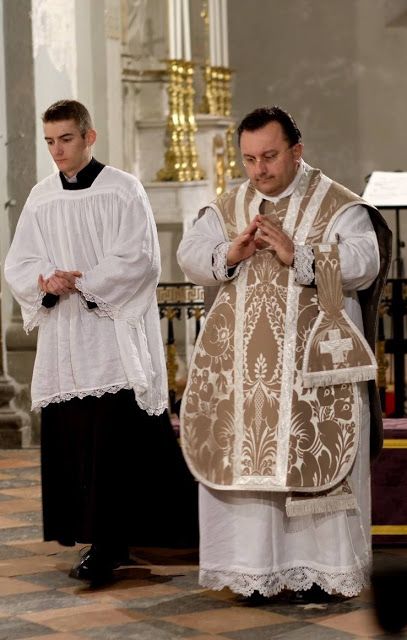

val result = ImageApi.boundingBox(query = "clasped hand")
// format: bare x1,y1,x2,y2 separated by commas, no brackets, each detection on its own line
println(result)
38,270,82,296
226,215,294,267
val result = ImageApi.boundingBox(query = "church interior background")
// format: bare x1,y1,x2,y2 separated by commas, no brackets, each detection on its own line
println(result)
1,0,407,637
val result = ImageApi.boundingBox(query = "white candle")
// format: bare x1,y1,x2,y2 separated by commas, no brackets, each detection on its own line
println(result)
220,0,229,68
208,0,216,66
175,0,182,59
215,0,222,67
168,0,176,59
182,0,191,61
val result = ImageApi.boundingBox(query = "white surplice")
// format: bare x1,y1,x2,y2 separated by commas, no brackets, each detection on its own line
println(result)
177,161,380,596
5,166,167,416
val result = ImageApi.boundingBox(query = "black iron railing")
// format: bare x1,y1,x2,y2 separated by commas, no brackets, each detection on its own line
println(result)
157,282,205,413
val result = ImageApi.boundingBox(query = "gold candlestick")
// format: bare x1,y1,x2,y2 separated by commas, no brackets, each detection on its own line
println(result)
184,62,205,180
157,60,187,182
157,59,204,182
200,63,217,114
223,68,232,117
225,124,242,179
213,134,226,196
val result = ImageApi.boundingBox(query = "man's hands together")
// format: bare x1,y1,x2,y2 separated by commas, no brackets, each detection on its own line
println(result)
226,215,294,267
38,270,82,295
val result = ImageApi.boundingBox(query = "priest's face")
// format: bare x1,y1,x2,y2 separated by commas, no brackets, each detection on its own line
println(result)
43,119,97,177
240,121,303,197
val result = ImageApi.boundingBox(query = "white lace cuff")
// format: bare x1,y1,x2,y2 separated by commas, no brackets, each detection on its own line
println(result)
294,244,315,285
23,289,48,333
212,242,242,281
75,278,118,320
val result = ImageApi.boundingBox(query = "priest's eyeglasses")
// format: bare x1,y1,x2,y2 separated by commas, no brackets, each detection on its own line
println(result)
242,146,292,168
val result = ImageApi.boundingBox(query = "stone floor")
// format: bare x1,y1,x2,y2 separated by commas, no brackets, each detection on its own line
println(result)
0,447,405,639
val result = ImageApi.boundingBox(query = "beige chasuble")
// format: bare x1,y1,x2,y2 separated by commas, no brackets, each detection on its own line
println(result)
180,165,381,516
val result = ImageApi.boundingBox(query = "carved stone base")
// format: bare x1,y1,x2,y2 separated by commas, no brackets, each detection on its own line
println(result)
0,376,31,448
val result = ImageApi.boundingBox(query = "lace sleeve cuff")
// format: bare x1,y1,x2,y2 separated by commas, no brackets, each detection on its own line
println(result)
75,278,117,319
294,244,315,285
212,242,242,281
23,289,48,333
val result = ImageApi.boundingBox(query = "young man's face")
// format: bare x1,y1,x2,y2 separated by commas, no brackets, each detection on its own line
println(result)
240,121,303,197
43,119,96,177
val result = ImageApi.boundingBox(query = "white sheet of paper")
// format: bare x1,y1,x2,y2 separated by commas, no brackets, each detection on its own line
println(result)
362,171,407,207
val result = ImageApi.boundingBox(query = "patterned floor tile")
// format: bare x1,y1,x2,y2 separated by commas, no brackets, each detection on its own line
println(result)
0,478,40,490
20,634,85,640
141,592,232,617
7,511,43,525
0,458,39,469
184,636,234,640
79,581,184,602
162,606,294,633
0,543,36,560
20,602,123,625
34,607,145,633
1,466,40,477
17,570,83,589
246,593,371,621
0,515,34,529
0,576,49,596
223,622,358,639
0,617,58,640
0,525,42,544
10,540,76,555
82,619,202,639
0,499,42,514
316,607,384,636
0,555,58,577
0,589,98,615
0,493,16,502
0,472,15,480
0,485,41,499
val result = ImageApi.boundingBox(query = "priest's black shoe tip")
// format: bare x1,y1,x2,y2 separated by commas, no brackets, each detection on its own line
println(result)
69,546,118,584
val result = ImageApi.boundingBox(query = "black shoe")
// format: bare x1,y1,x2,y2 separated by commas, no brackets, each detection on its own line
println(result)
69,545,115,584
289,584,334,604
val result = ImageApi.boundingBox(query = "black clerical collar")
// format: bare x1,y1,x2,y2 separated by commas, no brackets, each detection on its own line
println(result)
59,157,105,190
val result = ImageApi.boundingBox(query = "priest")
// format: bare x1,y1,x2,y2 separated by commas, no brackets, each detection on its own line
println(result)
177,106,391,600
5,99,197,584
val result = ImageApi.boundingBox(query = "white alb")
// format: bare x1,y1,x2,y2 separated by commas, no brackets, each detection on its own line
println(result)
5,167,168,416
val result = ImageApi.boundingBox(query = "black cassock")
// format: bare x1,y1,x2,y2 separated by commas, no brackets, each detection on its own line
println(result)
40,159,198,549
41,390,198,548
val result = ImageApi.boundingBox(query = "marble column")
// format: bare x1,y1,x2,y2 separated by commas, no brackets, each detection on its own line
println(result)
0,0,32,446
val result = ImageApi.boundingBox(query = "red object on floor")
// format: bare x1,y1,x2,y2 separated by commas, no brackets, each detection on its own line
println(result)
385,390,395,416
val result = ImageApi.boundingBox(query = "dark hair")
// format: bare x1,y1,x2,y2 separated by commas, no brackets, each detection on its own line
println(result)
237,106,302,146
42,100,93,136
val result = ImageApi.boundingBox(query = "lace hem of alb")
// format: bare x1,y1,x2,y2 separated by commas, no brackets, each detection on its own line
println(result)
294,244,314,285
32,382,166,416
199,564,370,598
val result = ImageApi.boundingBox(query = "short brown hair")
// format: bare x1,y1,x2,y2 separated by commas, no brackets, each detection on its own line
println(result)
42,100,93,136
